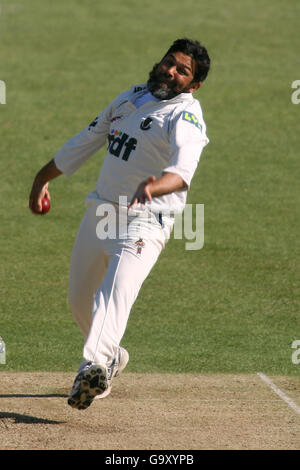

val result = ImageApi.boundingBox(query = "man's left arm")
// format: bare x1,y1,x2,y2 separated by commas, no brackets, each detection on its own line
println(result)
129,172,187,209
129,106,209,210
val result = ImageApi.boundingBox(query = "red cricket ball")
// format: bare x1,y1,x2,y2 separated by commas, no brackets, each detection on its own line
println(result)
41,196,51,214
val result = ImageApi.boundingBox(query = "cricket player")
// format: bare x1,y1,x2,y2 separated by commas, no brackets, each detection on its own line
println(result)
29,38,210,410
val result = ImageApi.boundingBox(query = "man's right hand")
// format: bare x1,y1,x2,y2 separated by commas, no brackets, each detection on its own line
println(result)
28,158,62,215
29,180,50,214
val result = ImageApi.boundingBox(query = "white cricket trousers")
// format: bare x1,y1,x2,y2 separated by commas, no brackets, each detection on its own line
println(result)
68,197,173,365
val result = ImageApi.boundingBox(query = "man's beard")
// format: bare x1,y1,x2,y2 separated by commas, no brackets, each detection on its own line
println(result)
147,62,180,100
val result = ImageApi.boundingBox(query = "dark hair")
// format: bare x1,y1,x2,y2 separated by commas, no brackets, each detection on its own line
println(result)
164,38,210,82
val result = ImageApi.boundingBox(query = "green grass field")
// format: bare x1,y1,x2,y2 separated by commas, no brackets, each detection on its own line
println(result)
0,0,299,375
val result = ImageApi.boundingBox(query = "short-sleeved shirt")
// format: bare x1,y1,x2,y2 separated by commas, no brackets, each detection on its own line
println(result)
54,84,209,214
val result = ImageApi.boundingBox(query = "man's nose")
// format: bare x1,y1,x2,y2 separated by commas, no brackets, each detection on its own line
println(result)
165,65,176,78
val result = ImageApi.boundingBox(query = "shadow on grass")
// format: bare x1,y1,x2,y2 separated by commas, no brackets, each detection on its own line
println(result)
0,411,64,424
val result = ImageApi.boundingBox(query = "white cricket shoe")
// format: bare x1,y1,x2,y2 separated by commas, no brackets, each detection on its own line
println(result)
95,346,129,400
67,362,108,410
67,347,129,409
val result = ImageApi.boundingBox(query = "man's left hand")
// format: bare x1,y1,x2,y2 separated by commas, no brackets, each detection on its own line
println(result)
129,176,156,210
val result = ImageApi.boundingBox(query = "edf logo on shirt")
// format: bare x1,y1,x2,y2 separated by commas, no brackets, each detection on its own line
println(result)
108,129,137,161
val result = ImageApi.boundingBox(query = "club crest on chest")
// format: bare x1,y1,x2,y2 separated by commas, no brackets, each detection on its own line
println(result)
140,117,153,131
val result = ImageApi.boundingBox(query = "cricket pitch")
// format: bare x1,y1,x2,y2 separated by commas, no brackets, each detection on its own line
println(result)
0,372,299,450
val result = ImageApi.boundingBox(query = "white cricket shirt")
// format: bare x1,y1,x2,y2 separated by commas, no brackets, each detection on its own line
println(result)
54,84,209,214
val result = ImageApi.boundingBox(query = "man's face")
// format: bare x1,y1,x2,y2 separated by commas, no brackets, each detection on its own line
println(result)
147,51,201,100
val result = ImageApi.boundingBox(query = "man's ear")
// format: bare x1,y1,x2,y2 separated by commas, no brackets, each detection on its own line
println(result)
190,81,202,93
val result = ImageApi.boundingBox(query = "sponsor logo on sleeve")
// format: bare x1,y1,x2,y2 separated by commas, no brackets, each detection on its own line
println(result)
134,86,147,93
182,112,202,131
88,116,98,130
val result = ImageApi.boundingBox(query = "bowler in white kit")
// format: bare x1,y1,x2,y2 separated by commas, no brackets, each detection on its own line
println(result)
29,38,211,410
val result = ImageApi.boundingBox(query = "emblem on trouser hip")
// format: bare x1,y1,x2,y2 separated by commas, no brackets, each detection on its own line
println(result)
135,238,145,254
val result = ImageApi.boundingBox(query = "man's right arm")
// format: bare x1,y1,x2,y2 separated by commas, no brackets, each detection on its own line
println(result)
29,158,62,214
29,107,111,215
29,108,110,215
29,88,133,215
